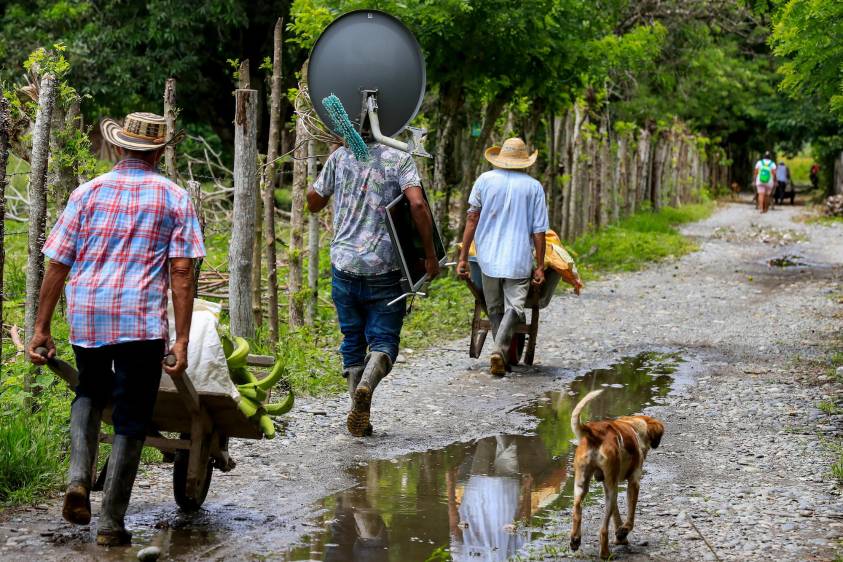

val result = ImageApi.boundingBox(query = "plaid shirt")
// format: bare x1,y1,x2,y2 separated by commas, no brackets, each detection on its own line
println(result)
43,159,205,348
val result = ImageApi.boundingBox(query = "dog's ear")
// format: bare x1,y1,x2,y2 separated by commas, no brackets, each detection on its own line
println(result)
646,418,664,449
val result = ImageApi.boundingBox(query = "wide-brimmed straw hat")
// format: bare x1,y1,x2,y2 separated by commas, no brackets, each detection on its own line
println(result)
484,137,538,169
100,112,185,152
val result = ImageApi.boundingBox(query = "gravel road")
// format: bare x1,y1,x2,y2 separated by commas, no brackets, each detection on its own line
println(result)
1,198,841,561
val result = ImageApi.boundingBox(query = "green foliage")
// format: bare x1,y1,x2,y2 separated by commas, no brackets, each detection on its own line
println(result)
570,202,715,277
0,410,68,505
771,0,843,120
401,276,473,351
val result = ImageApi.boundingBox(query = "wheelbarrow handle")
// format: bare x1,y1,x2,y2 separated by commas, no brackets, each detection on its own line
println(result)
35,346,80,389
163,353,177,367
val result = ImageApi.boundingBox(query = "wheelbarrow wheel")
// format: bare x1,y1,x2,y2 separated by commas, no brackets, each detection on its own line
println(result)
173,440,213,511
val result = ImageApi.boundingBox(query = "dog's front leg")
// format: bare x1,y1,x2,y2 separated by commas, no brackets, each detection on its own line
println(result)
569,469,591,552
600,481,618,559
617,477,640,543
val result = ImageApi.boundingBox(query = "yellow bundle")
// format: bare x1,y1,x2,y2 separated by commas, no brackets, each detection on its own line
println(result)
466,230,583,295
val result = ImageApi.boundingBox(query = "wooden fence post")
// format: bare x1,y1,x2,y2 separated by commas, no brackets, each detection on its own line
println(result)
263,17,283,344
164,78,178,179
305,139,319,325
186,179,204,294
25,74,56,343
252,155,264,326
24,73,55,407
289,64,309,328
229,86,258,338
0,96,10,354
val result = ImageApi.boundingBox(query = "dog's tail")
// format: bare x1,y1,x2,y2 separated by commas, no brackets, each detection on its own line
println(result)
570,389,604,440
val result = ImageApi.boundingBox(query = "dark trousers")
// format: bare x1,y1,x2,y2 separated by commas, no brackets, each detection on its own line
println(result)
331,267,406,368
72,340,165,439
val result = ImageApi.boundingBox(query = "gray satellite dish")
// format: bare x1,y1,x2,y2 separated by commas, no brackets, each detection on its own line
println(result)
308,10,427,153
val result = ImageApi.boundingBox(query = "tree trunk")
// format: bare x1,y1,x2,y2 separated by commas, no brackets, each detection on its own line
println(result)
0,96,10,354
164,78,178,179
263,17,283,344
229,88,258,338
305,139,319,326
289,69,308,328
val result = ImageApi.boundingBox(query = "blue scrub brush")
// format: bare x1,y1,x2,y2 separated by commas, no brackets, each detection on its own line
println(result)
322,94,370,162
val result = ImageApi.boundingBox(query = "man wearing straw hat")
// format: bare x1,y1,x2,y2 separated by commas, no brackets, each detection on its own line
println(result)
27,112,205,546
456,137,548,375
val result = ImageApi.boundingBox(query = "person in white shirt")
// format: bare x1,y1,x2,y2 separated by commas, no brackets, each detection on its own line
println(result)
754,151,777,213
456,138,548,375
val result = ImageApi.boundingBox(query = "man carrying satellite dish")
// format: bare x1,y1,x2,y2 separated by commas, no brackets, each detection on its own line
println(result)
307,142,439,437
306,10,442,436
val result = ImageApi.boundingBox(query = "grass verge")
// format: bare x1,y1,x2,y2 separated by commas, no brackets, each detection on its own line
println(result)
569,202,715,279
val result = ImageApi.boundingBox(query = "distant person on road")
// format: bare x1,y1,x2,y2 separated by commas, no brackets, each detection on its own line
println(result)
754,151,777,213
774,161,790,205
26,113,204,546
457,137,548,376
810,163,820,190
307,142,439,437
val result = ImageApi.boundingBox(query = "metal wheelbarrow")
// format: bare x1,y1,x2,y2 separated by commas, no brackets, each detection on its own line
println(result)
463,258,560,366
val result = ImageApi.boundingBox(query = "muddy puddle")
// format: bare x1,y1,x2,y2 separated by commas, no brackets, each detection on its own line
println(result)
768,255,807,267
279,352,682,562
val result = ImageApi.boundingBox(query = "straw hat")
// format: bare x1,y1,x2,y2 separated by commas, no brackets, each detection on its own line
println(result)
100,112,185,152
484,137,538,169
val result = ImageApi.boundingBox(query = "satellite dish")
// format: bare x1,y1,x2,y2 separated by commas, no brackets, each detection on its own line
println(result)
308,10,426,139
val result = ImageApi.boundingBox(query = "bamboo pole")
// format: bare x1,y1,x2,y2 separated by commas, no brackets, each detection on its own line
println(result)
229,87,258,338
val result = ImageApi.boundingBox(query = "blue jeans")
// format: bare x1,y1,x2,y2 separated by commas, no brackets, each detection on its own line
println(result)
331,266,406,368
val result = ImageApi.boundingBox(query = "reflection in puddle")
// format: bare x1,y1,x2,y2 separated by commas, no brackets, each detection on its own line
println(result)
282,352,680,562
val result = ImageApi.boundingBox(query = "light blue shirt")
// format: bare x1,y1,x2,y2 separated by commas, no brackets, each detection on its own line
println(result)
776,164,789,182
468,169,549,279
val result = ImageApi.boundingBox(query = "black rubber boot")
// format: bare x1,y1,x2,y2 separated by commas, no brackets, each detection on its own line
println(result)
491,310,520,376
63,397,102,526
488,312,503,339
344,365,372,436
347,352,392,437
96,436,144,546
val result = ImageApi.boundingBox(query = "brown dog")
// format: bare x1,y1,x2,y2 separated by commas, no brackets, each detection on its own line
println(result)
569,389,664,559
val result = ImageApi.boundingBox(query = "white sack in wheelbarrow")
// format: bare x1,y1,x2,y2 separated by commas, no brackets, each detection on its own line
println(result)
162,297,238,400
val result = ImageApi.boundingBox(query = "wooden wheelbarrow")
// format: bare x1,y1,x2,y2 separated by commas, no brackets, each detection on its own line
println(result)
463,259,560,367
38,348,274,511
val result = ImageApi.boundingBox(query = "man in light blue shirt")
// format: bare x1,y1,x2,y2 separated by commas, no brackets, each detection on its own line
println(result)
457,138,548,375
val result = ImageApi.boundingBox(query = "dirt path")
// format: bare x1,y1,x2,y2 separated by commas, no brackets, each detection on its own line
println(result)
1,198,842,561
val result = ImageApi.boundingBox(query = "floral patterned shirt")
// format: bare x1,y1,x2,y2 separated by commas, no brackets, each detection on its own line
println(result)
314,144,421,275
